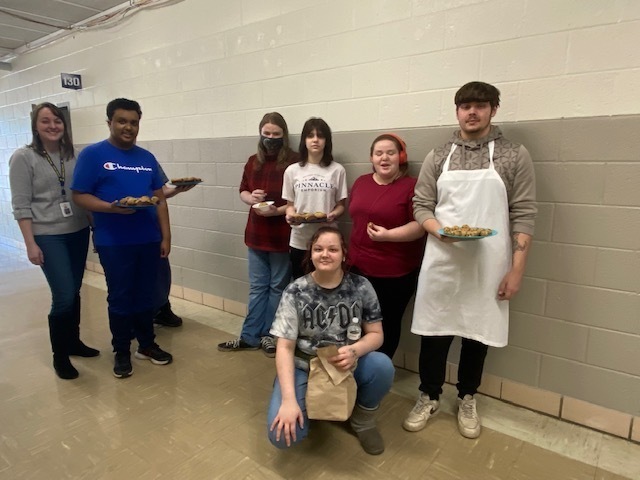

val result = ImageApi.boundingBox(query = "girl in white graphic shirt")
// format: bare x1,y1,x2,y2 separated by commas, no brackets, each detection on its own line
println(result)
283,118,348,278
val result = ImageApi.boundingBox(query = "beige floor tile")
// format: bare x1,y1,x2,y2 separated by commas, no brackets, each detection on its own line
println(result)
597,434,640,479
164,438,258,479
428,429,523,479
1,244,639,480
509,443,596,480
595,468,638,480
242,465,286,480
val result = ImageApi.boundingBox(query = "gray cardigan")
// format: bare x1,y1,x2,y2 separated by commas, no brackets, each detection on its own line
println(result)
9,146,89,236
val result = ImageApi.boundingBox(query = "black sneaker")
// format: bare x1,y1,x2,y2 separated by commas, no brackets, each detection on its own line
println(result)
153,302,183,327
260,336,276,358
113,352,133,378
217,338,259,352
135,343,173,365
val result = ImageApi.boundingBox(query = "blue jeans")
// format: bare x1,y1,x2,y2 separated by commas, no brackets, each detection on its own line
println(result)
266,351,395,449
35,227,90,316
240,248,291,346
96,242,161,352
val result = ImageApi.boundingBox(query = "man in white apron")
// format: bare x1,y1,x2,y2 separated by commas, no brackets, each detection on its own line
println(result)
403,82,536,439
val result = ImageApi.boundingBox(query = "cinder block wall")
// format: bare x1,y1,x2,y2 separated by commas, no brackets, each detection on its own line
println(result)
1,0,639,437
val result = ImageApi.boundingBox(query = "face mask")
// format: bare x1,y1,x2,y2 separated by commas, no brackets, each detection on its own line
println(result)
261,136,284,151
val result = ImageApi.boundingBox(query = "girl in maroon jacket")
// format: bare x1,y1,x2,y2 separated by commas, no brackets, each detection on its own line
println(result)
218,112,298,357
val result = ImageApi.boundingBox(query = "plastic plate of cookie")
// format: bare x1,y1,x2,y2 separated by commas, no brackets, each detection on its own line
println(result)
252,201,275,212
115,202,157,209
437,228,498,240
115,196,159,209
170,177,203,186
292,213,329,224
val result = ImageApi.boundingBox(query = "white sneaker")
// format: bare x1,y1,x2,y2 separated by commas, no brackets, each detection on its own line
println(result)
457,394,481,438
402,393,440,432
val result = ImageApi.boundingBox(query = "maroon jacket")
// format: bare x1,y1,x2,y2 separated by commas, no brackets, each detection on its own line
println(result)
240,151,298,252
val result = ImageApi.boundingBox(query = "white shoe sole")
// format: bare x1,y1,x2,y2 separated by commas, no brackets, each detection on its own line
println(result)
402,407,439,432
458,422,481,439
134,351,172,365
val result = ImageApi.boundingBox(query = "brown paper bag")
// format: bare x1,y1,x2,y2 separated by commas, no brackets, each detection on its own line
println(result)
306,345,357,421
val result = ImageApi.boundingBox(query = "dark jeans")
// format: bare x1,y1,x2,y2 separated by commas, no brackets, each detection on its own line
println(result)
96,242,161,352
351,267,419,359
156,257,172,310
35,227,90,354
419,336,489,400
35,227,90,316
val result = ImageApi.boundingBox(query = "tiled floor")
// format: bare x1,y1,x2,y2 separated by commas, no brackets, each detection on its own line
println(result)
1,244,638,479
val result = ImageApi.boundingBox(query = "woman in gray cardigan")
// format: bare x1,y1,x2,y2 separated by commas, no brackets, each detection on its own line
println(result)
9,102,98,380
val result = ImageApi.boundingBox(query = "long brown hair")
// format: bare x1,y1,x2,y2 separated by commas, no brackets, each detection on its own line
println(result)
255,112,293,170
29,103,75,160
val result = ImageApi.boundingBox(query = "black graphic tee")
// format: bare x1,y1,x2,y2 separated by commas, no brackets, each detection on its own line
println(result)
270,272,382,370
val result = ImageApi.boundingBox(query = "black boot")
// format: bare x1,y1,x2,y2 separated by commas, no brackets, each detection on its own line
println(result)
69,342,100,357
153,301,182,327
53,353,79,380
68,294,100,357
49,313,79,380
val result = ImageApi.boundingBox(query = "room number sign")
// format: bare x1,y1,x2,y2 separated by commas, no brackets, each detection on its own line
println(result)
61,73,82,90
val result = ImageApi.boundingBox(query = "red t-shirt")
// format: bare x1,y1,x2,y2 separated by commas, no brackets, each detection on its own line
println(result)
347,174,425,277
240,151,298,252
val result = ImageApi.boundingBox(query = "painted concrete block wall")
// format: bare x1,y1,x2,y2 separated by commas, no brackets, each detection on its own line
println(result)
0,0,639,420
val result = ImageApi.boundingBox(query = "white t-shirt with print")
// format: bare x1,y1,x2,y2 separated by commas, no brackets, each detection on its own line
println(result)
282,161,348,250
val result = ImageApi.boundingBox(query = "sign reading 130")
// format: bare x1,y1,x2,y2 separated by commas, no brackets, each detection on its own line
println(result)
61,73,82,90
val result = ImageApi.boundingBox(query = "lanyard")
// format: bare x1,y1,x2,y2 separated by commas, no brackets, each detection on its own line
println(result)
42,151,66,199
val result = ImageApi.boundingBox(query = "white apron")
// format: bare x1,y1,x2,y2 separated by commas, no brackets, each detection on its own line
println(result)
411,141,511,347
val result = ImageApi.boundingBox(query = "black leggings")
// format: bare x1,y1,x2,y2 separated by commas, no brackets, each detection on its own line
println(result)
289,247,308,280
351,267,419,359
418,336,489,400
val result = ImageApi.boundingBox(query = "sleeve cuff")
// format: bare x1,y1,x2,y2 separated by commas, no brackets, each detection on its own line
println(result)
12,209,33,220
511,224,535,236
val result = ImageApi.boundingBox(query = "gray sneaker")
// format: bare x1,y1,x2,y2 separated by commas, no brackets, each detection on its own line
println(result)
457,394,481,438
403,393,440,432
260,336,276,358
